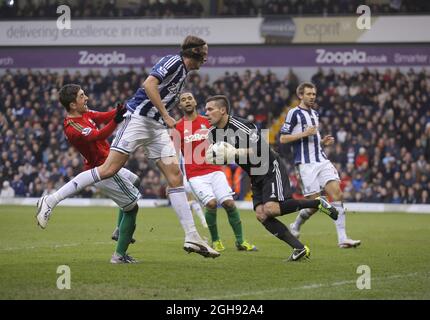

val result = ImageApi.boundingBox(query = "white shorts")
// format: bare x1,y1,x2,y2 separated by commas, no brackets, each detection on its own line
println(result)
95,168,141,211
111,113,176,160
188,171,234,206
296,160,340,196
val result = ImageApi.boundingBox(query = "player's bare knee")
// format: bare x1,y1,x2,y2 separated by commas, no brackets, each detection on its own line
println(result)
263,202,279,217
206,199,218,210
169,176,183,188
166,167,183,188
333,194,343,202
256,211,269,223
221,199,235,210
98,162,118,179
255,206,267,222
330,189,343,202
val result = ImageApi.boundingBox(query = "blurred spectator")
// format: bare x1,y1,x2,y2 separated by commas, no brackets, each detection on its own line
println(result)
141,169,163,198
355,147,369,169
391,190,402,204
419,190,430,204
11,174,26,197
0,181,15,198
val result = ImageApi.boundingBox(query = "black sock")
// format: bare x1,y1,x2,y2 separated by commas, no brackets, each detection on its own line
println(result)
279,199,320,215
261,218,304,249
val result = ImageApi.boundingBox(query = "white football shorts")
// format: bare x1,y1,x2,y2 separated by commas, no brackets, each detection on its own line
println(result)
188,171,234,206
296,160,340,196
95,168,141,211
111,113,176,160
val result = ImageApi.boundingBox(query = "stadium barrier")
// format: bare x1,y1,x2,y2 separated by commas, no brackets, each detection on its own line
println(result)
1,198,430,213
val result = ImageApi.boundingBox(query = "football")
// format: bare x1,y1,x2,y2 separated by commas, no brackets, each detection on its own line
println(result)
205,141,237,165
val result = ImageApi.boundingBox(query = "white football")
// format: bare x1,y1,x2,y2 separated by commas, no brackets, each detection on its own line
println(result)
205,141,237,165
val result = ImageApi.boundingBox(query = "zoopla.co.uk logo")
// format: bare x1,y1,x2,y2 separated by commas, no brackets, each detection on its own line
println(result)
78,50,126,66
315,49,367,66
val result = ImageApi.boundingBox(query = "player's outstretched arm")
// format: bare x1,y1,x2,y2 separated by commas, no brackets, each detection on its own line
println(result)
66,107,126,142
143,76,176,128
89,109,117,125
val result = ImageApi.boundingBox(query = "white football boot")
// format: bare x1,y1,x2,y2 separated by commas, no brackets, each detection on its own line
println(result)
36,195,52,229
184,232,220,258
339,239,361,248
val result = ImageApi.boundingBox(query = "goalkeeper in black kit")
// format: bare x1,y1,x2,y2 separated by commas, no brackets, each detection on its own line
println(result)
205,95,339,261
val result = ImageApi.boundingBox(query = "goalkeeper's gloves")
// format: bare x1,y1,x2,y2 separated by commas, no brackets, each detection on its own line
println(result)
114,103,127,123
205,142,250,165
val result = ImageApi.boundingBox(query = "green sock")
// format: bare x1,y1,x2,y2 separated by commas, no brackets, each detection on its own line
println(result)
116,206,138,256
116,209,124,228
226,206,243,244
205,207,219,242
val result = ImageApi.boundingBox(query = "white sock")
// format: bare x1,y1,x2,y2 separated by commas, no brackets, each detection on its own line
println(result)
46,168,101,208
333,201,347,243
293,208,313,230
190,200,207,227
168,187,197,236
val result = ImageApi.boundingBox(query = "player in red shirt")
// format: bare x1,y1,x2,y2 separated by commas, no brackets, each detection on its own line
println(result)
175,92,257,252
46,84,141,264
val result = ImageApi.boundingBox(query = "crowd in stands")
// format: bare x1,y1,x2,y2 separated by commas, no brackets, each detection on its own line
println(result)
1,0,429,19
0,66,429,204
0,0,204,19
219,0,430,16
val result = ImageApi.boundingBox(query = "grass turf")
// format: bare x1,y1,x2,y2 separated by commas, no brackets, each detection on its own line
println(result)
0,205,429,300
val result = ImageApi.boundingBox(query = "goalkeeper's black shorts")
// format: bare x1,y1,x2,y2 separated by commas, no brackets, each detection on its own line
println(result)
251,157,293,210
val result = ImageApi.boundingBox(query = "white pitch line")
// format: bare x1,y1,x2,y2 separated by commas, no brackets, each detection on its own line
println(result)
0,241,112,252
196,272,423,300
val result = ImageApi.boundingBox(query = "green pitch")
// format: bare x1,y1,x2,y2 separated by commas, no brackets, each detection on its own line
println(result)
0,205,429,300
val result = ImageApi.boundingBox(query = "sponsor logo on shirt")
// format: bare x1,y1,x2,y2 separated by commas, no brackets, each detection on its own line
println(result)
184,129,209,143
81,127,92,136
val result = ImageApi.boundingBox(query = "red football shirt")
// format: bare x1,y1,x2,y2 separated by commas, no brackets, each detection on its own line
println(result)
64,109,117,170
175,115,222,179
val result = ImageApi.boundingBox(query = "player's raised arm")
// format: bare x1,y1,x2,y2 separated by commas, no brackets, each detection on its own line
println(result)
143,75,175,128
143,55,184,129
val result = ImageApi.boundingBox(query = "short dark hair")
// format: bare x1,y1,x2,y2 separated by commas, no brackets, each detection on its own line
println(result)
181,35,206,60
296,82,317,98
179,91,194,98
59,84,81,111
205,95,230,114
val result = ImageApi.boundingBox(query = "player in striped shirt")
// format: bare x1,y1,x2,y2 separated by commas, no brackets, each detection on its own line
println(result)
280,82,361,248
36,36,219,259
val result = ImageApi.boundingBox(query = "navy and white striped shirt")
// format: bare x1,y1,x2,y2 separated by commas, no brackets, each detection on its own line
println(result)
280,106,328,164
126,54,187,125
